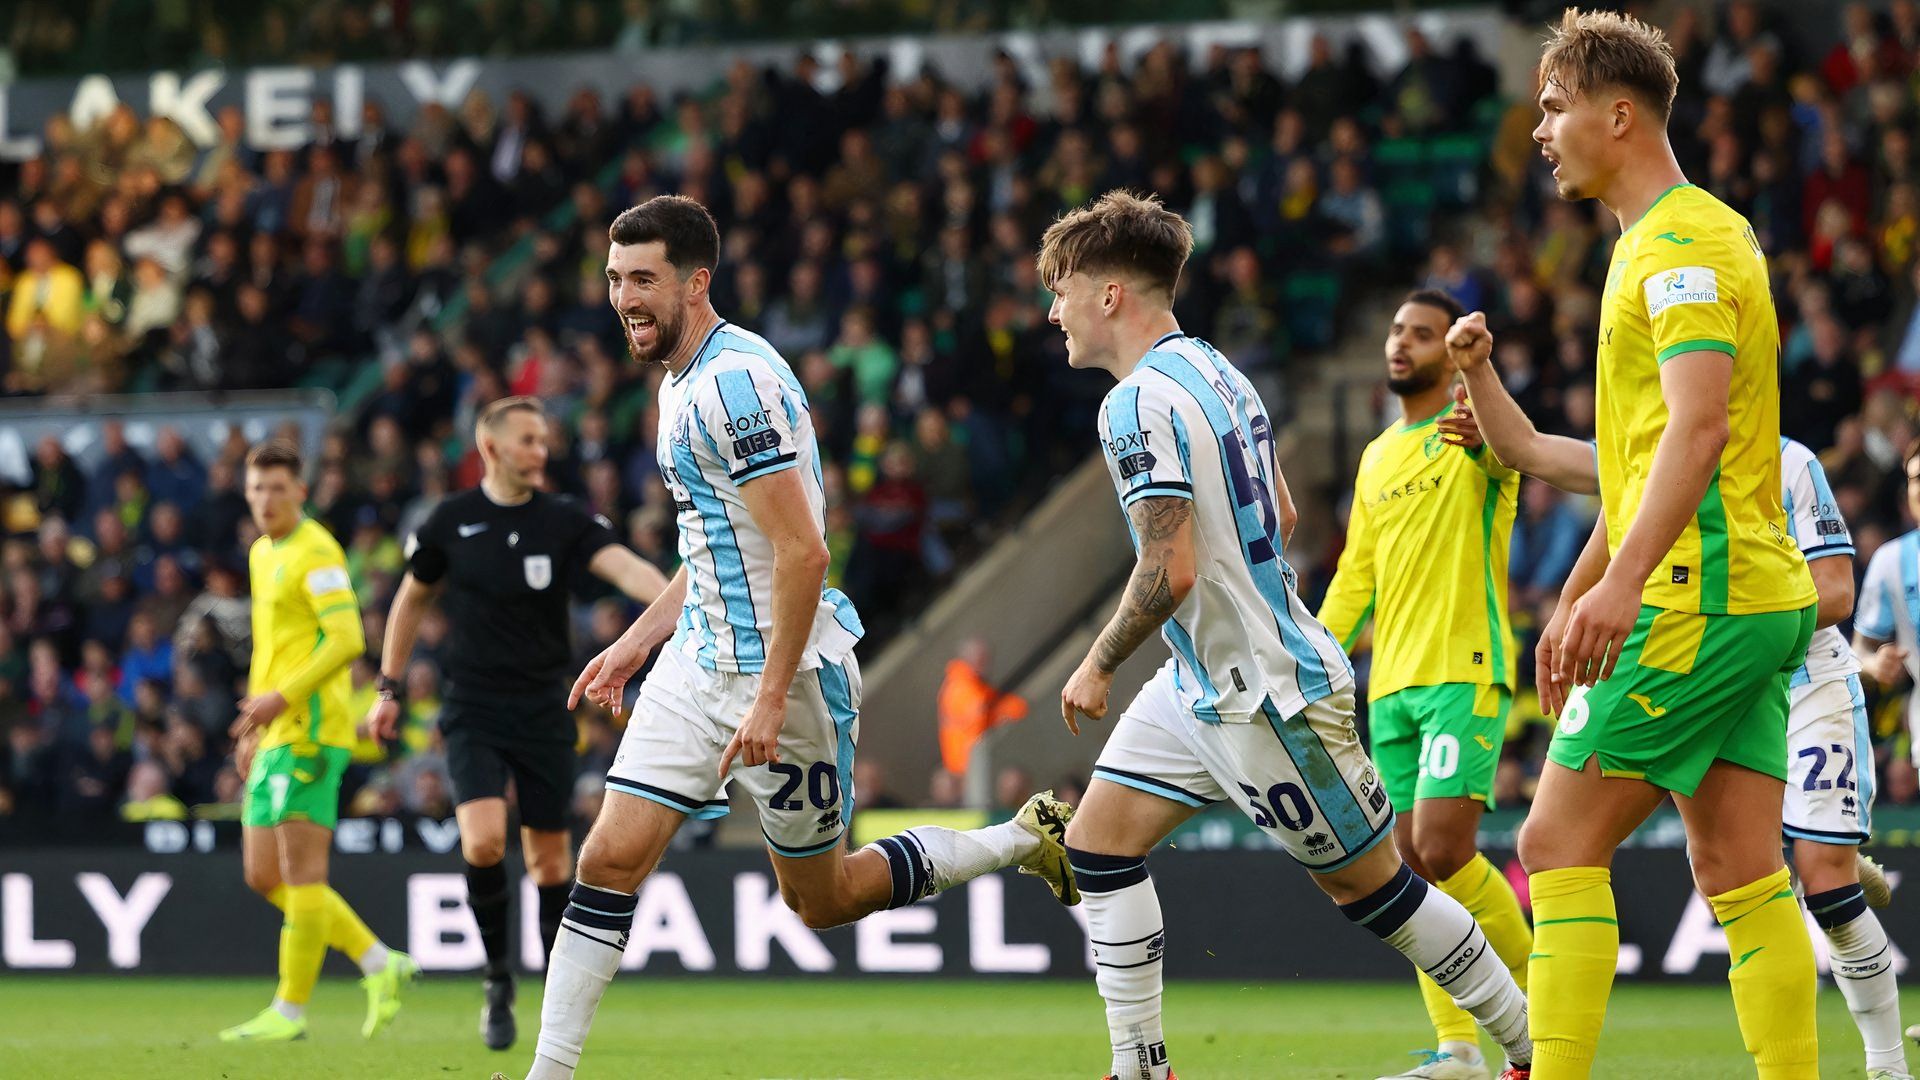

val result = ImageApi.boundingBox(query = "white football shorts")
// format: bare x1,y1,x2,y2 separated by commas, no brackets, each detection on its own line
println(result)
1783,674,1874,845
1092,661,1394,871
607,642,861,857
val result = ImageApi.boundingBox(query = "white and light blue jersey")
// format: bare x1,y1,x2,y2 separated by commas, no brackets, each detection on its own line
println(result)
1858,529,1920,725
656,318,863,674
1097,331,1352,723
1781,436,1859,688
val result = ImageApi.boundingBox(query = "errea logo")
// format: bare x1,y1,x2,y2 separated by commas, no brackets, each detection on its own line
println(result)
1645,266,1719,317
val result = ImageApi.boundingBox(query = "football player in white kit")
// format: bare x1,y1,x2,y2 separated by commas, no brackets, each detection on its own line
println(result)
1441,322,1910,1080
506,196,1078,1080
1039,191,1534,1080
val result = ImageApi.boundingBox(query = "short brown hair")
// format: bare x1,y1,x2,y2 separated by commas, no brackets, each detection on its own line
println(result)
1037,190,1193,297
1540,7,1679,124
245,439,303,477
478,395,547,432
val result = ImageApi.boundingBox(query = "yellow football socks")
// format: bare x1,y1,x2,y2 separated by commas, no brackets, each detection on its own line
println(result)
1527,866,1616,1078
267,883,379,965
1418,853,1533,1047
274,883,333,1007
1709,867,1819,1078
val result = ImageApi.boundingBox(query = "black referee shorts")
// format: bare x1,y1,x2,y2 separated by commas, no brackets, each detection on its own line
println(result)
442,700,576,833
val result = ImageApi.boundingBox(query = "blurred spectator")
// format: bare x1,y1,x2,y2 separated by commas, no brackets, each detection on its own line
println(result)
121,759,187,821
7,239,84,344
992,765,1033,814
853,758,904,812
1509,479,1591,615
1784,316,1865,452
938,637,1028,779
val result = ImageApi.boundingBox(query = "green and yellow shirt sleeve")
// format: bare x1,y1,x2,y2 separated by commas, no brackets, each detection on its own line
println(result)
1318,486,1377,652
1639,240,1741,366
274,550,366,705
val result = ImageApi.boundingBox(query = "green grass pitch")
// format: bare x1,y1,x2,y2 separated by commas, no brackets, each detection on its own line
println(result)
1,975,1909,1078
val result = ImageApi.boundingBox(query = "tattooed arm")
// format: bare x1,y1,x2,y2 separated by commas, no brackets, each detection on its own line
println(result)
1062,495,1197,734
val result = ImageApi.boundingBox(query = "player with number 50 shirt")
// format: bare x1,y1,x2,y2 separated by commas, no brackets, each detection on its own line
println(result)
1045,191,1532,1080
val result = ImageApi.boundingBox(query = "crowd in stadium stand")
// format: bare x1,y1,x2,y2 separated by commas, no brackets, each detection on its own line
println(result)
6,1,1226,77
4,2,1920,830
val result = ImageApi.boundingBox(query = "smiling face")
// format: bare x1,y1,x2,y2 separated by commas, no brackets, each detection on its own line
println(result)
606,239,699,367
1046,271,1118,370
1384,300,1452,397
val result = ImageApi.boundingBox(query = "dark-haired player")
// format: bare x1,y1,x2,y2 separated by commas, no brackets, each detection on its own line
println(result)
507,196,1076,1080
222,440,415,1044
1320,289,1532,1080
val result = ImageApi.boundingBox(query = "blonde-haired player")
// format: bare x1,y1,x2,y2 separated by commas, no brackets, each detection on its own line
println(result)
1442,11,1822,1073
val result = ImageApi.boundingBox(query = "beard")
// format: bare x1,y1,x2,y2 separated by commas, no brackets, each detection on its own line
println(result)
623,305,687,367
1386,365,1445,397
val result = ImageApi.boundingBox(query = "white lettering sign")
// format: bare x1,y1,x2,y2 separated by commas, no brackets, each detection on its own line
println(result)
968,875,1050,973
855,904,941,972
622,873,715,972
408,873,486,970
75,872,171,969
148,71,225,145
2,874,75,969
733,873,832,972
244,67,312,150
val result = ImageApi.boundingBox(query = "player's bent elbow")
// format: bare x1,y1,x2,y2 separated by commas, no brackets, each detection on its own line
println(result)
1815,582,1854,630
1684,416,1730,457
778,539,832,580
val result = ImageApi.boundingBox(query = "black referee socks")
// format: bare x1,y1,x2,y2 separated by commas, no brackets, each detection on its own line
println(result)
465,859,512,980
538,882,570,958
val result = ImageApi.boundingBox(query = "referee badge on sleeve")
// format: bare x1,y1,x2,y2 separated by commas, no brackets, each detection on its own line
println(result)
524,555,553,590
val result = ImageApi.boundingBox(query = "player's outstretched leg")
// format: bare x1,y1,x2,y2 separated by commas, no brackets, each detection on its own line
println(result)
1806,878,1910,1078
1795,838,1909,1077
775,790,1075,930
522,793,683,1080
1323,841,1531,1074
853,790,1077,914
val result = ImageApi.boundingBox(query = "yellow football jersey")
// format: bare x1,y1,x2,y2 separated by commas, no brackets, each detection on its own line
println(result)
1596,183,1814,615
1319,405,1519,701
248,517,366,750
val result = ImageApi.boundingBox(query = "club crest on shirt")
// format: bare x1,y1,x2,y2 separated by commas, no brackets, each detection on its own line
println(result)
524,554,552,590
1423,432,1444,460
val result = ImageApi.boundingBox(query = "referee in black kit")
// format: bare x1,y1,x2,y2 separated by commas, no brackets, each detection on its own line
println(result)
364,396,667,1050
